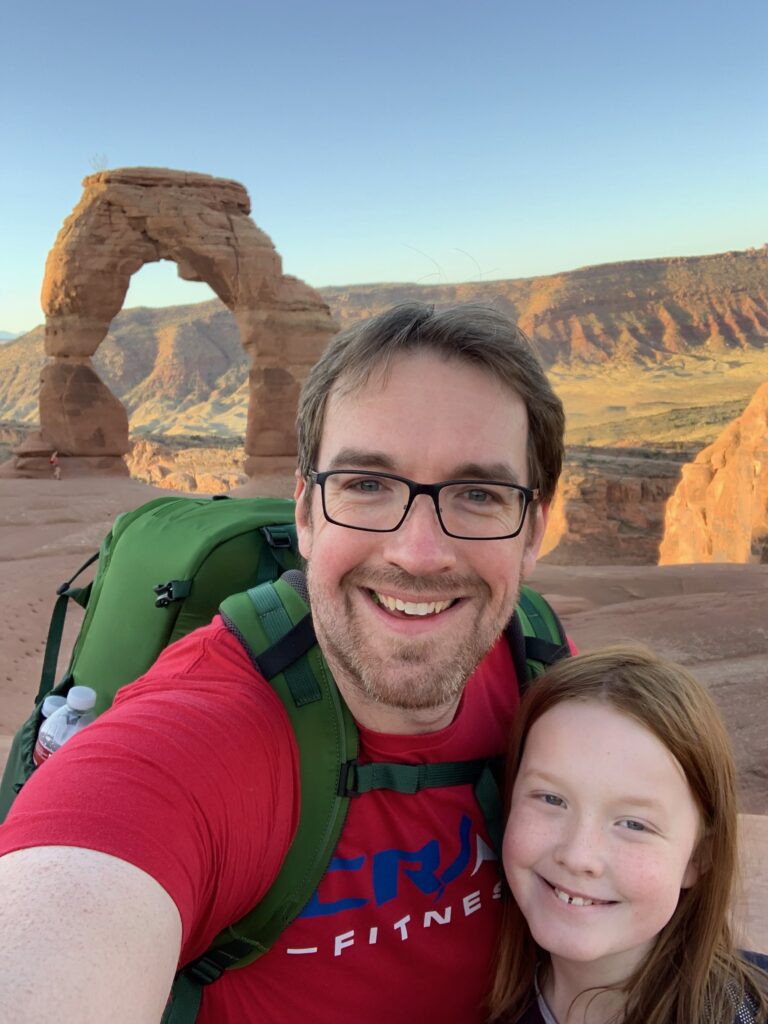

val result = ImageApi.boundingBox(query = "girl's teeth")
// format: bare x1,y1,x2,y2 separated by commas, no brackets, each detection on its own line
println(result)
554,887,595,907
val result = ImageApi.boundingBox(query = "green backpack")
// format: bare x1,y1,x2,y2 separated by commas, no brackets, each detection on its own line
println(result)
0,493,569,1023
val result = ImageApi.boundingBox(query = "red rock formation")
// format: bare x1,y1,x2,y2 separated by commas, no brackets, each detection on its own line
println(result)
320,248,768,366
125,438,247,494
541,448,688,564
659,383,768,564
17,167,336,478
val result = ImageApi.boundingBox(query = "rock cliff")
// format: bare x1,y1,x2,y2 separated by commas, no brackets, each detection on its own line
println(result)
659,384,768,563
541,448,691,564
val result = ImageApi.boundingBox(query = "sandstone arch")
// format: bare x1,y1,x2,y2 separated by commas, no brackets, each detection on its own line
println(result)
18,167,336,478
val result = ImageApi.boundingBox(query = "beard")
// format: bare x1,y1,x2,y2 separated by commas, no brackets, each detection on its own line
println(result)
306,563,517,714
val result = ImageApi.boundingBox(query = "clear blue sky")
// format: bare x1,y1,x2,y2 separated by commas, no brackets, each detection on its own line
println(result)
1,0,767,333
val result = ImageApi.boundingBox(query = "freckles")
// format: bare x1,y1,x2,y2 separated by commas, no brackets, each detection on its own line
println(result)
504,814,545,868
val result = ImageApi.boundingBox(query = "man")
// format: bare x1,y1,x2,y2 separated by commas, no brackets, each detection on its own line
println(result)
0,302,565,1023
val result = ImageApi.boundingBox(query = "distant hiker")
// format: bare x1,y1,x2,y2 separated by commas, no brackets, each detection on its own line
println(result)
0,303,569,1024
491,646,768,1024
49,450,61,480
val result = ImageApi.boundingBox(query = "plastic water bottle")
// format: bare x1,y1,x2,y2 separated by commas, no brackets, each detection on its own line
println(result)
41,695,67,719
33,686,97,767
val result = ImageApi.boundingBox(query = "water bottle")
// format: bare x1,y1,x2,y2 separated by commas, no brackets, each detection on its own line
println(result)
41,695,67,719
33,686,97,767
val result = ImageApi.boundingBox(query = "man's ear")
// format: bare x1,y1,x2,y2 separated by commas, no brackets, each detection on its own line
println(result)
294,470,313,560
521,500,549,581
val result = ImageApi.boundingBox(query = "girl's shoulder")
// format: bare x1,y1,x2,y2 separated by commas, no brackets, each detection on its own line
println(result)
733,951,768,1024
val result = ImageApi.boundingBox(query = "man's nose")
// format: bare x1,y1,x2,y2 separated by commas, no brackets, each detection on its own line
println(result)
380,493,458,576
554,815,606,878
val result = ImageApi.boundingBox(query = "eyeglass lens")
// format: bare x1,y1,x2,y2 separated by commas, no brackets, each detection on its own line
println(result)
321,472,526,538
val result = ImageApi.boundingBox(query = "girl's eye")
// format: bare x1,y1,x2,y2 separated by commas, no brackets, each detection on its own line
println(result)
618,819,648,832
539,793,565,807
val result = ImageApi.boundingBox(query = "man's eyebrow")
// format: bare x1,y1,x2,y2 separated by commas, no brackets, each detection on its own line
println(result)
324,451,523,483
450,461,523,485
326,448,398,471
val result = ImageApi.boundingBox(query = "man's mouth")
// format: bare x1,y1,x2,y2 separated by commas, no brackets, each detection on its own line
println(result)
370,590,458,617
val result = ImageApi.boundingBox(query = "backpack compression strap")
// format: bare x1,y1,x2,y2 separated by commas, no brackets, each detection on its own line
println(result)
505,584,570,699
35,551,99,703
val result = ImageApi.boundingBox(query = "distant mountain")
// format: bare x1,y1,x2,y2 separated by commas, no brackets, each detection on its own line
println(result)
0,331,19,343
2,248,767,434
320,247,768,365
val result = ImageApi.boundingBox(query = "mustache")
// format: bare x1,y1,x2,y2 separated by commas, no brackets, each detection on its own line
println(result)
342,565,489,598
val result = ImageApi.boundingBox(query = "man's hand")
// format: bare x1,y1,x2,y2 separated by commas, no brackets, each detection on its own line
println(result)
0,845,182,1023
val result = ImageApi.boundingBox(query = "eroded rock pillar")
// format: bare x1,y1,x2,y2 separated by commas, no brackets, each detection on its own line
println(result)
236,277,337,478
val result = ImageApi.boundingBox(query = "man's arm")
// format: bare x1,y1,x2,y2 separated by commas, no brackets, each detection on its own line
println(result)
0,845,182,1024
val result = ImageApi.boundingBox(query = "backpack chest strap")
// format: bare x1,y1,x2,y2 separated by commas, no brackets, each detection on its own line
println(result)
340,756,504,855
339,757,492,796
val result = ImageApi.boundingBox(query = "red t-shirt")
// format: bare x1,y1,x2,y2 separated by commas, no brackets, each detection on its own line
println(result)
0,617,525,1023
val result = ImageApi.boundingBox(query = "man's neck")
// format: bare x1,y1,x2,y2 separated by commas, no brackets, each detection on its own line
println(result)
332,672,462,736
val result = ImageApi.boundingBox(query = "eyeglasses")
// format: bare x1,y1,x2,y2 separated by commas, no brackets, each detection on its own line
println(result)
308,470,539,540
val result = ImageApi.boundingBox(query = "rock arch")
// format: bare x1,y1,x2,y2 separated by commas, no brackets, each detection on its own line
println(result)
19,167,336,478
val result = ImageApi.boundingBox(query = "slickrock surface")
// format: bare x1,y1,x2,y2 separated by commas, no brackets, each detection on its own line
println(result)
660,382,768,564
17,167,336,478
0,478,765,951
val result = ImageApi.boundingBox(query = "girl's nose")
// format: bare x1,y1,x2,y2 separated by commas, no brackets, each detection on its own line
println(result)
553,815,606,878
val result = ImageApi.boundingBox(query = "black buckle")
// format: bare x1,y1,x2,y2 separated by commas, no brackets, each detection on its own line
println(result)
262,526,292,549
153,580,192,608
183,956,225,986
154,582,174,608
337,759,361,798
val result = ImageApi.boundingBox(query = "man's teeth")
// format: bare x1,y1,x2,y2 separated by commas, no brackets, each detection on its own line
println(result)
554,887,603,907
374,593,454,616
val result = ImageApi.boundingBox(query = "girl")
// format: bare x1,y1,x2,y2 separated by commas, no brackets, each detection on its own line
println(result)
490,645,767,1024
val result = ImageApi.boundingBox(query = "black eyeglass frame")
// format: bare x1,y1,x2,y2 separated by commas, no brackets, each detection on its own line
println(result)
308,469,540,540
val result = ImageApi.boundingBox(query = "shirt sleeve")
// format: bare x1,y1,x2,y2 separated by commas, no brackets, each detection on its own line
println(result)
0,618,300,962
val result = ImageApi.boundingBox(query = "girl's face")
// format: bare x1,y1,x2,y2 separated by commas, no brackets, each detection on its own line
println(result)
503,700,702,981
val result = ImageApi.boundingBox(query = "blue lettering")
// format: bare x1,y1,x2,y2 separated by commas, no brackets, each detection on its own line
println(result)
372,840,441,905
436,814,472,895
298,815,478,919
299,855,368,918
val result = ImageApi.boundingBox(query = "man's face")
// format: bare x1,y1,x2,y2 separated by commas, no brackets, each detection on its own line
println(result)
294,350,548,730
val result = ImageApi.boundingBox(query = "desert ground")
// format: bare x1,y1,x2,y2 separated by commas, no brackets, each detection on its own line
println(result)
0,475,765,954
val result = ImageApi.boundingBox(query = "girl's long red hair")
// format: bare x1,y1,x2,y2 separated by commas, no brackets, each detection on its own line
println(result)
488,645,767,1024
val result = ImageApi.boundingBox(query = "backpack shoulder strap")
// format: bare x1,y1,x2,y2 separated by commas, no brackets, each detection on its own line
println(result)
505,584,570,698
163,575,358,1023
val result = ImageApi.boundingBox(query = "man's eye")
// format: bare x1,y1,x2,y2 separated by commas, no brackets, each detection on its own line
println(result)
343,477,387,495
460,487,497,504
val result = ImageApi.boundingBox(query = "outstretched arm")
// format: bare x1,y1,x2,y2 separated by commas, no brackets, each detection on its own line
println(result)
0,845,182,1024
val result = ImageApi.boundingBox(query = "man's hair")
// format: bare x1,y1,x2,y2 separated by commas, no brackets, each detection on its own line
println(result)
296,302,565,502
489,645,768,1024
